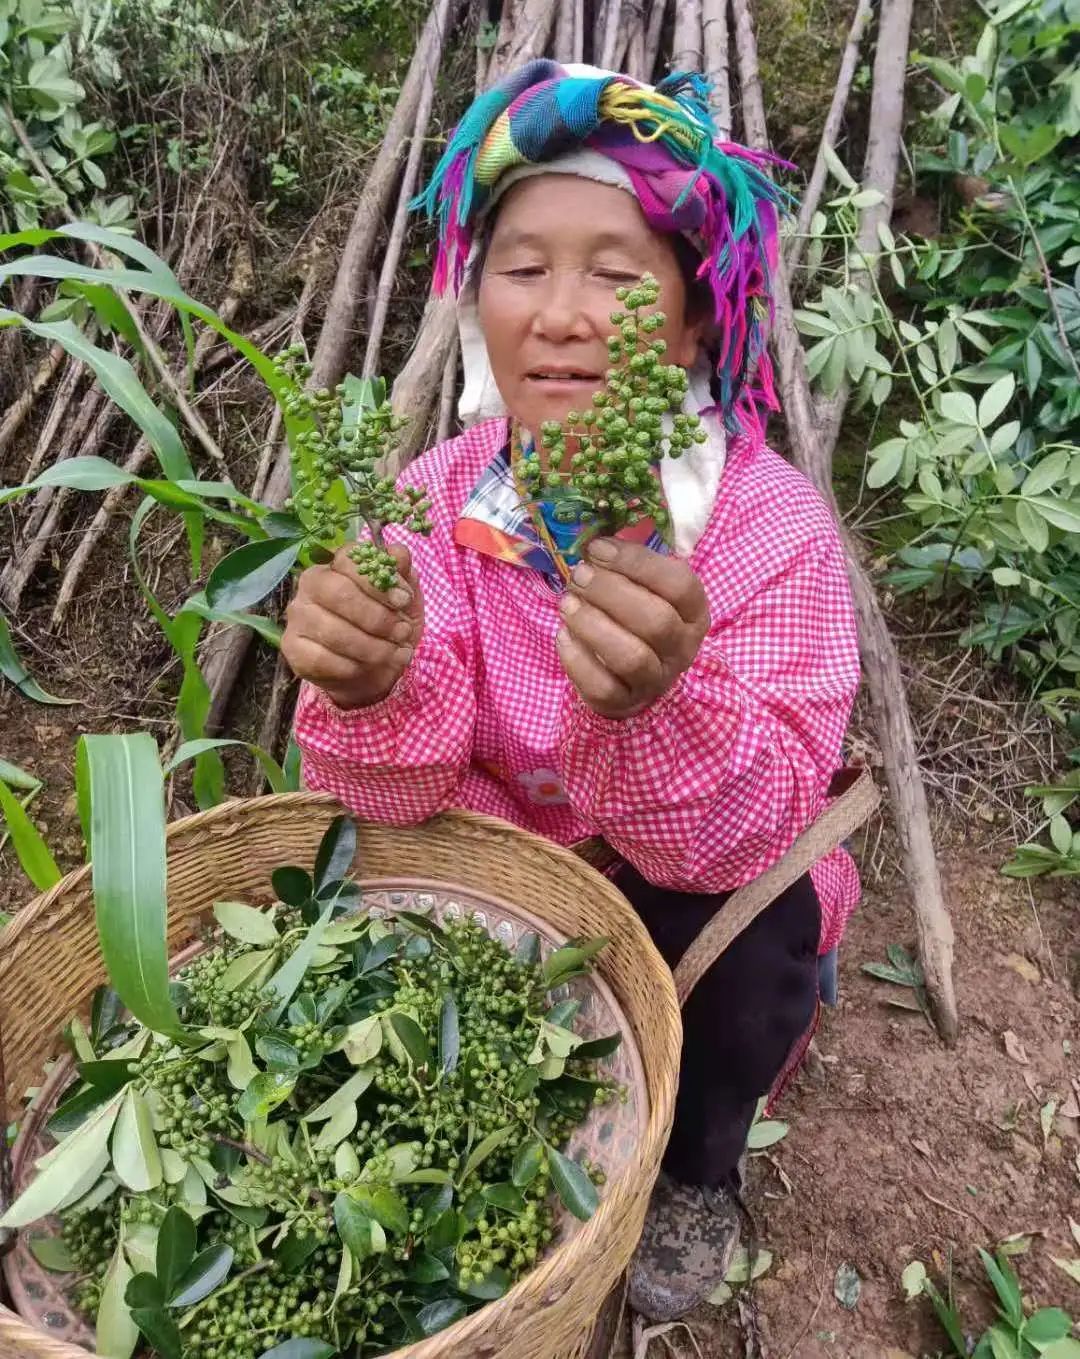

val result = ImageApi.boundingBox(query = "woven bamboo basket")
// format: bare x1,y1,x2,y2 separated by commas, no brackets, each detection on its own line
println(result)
0,794,682,1359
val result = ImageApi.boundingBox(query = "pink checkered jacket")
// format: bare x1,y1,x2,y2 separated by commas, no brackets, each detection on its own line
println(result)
294,418,862,954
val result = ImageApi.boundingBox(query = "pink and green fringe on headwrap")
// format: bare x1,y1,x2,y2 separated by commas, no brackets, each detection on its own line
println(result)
411,58,794,430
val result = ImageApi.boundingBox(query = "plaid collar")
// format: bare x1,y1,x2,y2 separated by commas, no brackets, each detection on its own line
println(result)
453,436,665,582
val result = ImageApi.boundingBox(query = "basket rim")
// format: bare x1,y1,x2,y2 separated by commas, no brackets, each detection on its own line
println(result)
0,794,682,1359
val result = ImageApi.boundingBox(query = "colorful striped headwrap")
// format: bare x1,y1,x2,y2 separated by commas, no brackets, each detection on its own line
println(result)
412,59,792,426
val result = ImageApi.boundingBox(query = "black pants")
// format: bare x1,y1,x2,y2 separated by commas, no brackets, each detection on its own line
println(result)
615,865,821,1189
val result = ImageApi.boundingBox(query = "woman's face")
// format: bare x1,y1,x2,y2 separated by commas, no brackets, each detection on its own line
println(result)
477,174,706,432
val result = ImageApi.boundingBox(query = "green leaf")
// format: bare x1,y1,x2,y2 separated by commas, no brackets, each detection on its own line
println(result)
1026,497,1080,533
221,948,275,992
130,1308,182,1359
1049,814,1072,857
112,1087,162,1191
482,1182,526,1212
169,1243,234,1307
338,1015,383,1065
939,390,979,426
333,1192,378,1261
541,938,606,989
409,1252,451,1283
313,816,357,892
213,900,280,946
1025,1308,1072,1344
462,1124,515,1181
978,1248,1023,1328
125,1273,166,1310
417,1298,467,1336
0,610,75,704
867,439,905,489
302,1066,374,1123
347,1184,410,1236
823,142,857,190
1016,501,1050,553
0,1090,122,1228
572,1033,622,1060
390,1012,433,1069
76,733,184,1038
97,1241,139,1359
439,992,460,1074
979,374,1016,427
28,1236,77,1272
511,1138,545,1188
461,1266,511,1300
1022,450,1070,498
0,757,41,792
156,1205,197,1297
546,1143,599,1220
264,903,334,1023
0,776,61,890
271,865,314,908
747,1118,790,1150
167,739,288,796
237,1071,295,1120
205,537,302,614
515,932,541,965
258,1342,337,1359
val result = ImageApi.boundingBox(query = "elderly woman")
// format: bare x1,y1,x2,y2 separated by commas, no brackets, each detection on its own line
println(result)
282,59,860,1320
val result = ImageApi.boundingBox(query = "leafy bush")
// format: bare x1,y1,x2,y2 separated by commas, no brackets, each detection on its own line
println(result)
794,0,1080,874
0,0,133,230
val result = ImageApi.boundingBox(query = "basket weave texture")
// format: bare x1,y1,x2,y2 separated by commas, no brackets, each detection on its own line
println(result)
0,793,682,1359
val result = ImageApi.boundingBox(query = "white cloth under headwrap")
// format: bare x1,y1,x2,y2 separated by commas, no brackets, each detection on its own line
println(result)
454,107,726,557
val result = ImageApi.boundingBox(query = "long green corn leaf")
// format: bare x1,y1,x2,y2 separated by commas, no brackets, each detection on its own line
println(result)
129,499,224,811
165,738,288,794
0,609,76,705
0,757,42,791
76,733,184,1037
0,777,61,891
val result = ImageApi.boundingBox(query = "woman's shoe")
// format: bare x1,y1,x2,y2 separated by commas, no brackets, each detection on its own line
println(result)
627,1171,741,1322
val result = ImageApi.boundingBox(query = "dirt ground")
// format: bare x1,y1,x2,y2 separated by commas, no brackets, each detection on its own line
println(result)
636,855,1080,1359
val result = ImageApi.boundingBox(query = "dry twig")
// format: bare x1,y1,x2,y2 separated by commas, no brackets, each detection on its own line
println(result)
785,0,875,272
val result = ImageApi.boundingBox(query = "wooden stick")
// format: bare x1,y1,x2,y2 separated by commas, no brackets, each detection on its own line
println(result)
729,0,958,1044
702,0,732,140
814,0,915,452
573,0,585,62
0,393,112,611
436,333,460,445
786,0,874,273
0,343,64,459
642,0,669,79
672,0,703,70
362,0,453,379
600,0,624,68
10,348,87,489
554,0,576,61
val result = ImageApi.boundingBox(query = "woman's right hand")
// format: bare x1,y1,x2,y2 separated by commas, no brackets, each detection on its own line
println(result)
282,543,423,710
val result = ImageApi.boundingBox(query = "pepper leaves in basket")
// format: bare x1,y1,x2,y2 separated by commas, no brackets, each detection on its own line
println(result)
4,735,625,1357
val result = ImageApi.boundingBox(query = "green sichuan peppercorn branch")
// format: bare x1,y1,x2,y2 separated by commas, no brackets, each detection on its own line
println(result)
516,273,707,562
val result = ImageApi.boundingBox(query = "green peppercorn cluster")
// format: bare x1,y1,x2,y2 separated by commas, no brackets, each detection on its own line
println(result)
516,274,707,549
41,849,620,1359
274,345,433,591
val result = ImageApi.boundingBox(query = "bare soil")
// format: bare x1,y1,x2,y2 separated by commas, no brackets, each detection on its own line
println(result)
634,855,1080,1358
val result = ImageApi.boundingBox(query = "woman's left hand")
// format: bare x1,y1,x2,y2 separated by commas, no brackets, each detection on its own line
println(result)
556,538,710,720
